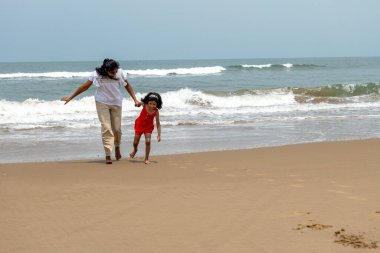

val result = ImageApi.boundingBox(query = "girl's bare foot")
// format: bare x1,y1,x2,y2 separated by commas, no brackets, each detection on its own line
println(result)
130,149,137,158
115,147,122,160
144,160,150,164
106,156,112,164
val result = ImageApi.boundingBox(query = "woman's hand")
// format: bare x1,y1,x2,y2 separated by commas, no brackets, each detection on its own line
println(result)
157,135,161,142
135,101,142,107
61,80,92,105
61,97,71,105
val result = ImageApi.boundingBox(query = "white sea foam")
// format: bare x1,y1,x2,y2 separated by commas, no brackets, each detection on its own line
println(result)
124,66,225,76
0,66,226,79
1,88,380,130
283,63,293,68
240,63,294,69
0,72,92,79
241,64,272,69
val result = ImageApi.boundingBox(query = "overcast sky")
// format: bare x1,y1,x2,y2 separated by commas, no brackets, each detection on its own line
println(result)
1,0,379,62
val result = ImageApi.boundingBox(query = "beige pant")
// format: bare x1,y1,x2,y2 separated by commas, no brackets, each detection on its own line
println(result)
96,102,122,156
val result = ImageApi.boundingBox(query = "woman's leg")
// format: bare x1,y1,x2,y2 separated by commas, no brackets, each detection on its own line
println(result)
110,105,122,160
96,102,114,164
130,134,142,158
144,133,152,164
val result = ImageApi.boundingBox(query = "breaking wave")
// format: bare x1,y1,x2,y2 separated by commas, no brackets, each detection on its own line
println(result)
0,66,226,79
1,84,379,130
228,63,324,70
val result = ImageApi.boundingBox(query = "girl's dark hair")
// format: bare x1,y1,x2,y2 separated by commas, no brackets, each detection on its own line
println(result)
95,58,120,79
141,92,163,110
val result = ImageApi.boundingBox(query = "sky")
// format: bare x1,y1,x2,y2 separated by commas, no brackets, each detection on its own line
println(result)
1,0,380,62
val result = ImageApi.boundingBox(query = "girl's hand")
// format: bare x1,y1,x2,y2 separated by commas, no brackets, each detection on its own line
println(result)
157,135,161,142
135,101,142,107
61,97,71,105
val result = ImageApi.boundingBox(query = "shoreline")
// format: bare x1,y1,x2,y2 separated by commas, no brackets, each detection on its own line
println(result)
1,137,379,165
1,139,379,252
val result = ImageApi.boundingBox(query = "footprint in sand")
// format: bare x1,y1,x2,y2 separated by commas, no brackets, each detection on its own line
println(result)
294,223,332,231
334,229,378,249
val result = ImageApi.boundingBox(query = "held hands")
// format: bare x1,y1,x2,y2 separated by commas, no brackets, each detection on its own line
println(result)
62,97,142,107
61,97,71,105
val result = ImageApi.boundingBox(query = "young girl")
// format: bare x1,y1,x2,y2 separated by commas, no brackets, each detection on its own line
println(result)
130,92,162,164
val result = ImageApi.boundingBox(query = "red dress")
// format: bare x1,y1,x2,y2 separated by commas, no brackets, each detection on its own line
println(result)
134,104,157,135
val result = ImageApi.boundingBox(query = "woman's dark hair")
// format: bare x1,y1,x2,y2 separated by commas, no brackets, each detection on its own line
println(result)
141,92,163,110
96,58,120,79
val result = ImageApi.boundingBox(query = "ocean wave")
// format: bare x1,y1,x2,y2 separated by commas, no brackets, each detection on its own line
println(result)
1,86,380,128
0,66,226,79
291,83,380,98
205,83,380,99
0,63,327,80
0,72,92,79
228,63,324,70
125,66,225,76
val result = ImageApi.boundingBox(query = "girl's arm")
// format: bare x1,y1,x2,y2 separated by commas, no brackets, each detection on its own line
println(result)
61,80,93,105
124,79,142,107
156,111,161,142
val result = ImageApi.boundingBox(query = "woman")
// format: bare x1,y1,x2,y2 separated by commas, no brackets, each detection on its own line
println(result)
62,58,141,164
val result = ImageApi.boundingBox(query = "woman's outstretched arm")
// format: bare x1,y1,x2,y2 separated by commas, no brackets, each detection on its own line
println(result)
61,80,93,104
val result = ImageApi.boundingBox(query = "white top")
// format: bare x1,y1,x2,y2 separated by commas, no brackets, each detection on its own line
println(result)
89,69,127,106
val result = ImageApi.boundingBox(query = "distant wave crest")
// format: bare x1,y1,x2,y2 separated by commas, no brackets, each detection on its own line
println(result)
292,83,380,97
125,66,225,76
0,66,226,79
0,71,92,79
228,63,324,70
0,63,327,79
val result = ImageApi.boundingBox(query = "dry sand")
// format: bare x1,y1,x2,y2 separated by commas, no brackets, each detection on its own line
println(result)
1,139,379,252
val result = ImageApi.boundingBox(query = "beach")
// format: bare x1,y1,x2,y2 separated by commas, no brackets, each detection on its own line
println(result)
1,139,379,252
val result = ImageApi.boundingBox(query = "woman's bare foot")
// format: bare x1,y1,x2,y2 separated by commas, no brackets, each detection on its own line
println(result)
144,160,150,164
130,149,137,159
106,156,112,164
115,147,122,160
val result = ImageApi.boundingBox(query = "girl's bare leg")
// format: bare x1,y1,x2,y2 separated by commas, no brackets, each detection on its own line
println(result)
130,134,141,158
144,133,152,164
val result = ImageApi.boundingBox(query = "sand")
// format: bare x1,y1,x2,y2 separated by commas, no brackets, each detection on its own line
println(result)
1,139,379,252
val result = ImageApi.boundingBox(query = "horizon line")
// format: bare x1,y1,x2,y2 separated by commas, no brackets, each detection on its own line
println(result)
1,55,379,64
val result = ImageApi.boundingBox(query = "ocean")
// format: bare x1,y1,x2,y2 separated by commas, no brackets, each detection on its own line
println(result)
1,57,380,163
